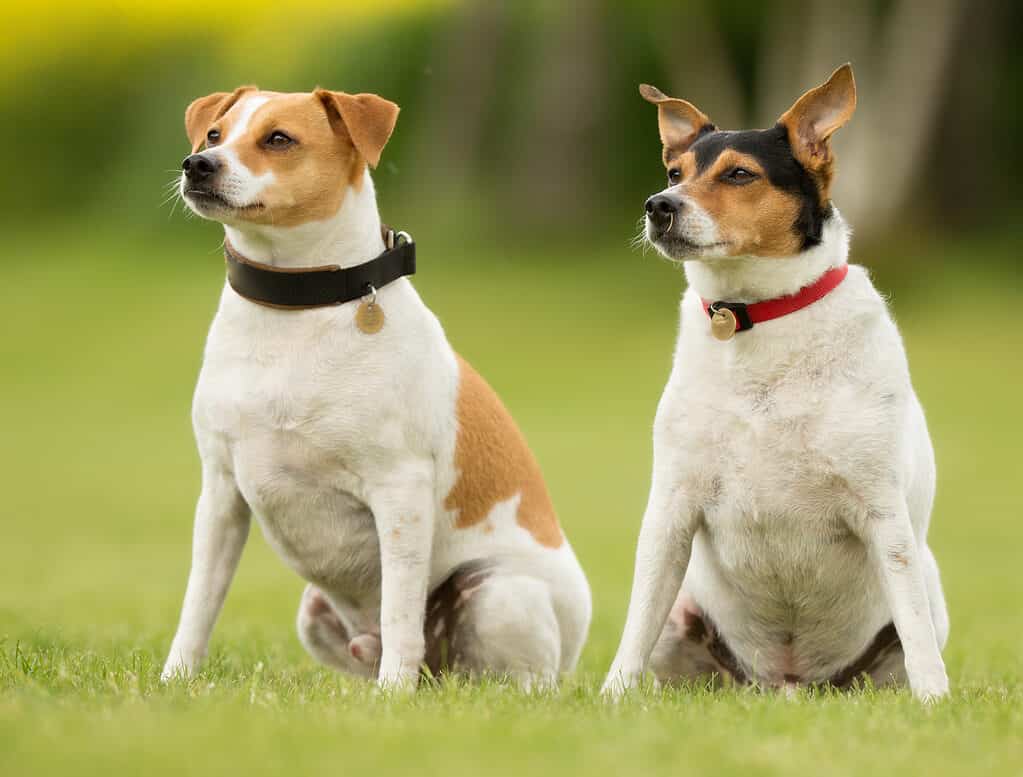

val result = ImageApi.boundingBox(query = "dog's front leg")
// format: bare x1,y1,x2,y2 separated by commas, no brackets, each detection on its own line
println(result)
162,467,250,681
859,496,949,702
603,468,697,698
366,462,435,691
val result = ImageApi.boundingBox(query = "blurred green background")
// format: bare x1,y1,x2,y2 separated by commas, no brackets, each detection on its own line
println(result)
2,1,1021,775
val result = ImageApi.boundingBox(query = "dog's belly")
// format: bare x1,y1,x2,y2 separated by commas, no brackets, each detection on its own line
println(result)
232,430,383,610
684,427,890,682
687,523,886,683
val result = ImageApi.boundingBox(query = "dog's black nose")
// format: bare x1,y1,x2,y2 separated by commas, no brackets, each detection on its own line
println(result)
645,193,682,231
182,153,220,183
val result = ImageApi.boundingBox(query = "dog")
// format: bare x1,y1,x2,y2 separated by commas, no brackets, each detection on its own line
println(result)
161,86,591,689
602,65,950,701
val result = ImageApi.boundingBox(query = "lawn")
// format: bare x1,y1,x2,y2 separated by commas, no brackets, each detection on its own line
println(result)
1,225,1020,776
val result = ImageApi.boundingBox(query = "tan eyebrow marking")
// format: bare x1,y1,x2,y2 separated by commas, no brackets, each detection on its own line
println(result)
700,150,765,181
664,152,697,181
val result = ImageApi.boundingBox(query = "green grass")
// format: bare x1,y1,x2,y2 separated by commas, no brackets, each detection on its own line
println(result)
2,226,1021,776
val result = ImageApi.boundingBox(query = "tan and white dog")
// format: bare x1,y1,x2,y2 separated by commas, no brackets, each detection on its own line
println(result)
161,86,591,689
603,65,950,701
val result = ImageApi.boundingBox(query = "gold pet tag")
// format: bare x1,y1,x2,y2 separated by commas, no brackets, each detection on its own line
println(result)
356,300,386,334
710,308,738,341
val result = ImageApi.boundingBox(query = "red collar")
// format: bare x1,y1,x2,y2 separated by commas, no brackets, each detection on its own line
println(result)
700,264,849,341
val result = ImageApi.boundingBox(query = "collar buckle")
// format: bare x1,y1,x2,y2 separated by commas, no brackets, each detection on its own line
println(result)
707,301,753,336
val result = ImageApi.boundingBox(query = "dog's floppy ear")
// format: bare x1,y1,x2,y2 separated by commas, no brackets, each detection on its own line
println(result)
639,84,715,157
315,89,400,169
778,64,856,172
184,86,257,152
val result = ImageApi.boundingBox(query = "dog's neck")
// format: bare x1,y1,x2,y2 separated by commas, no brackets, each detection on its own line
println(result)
223,168,386,270
683,210,851,303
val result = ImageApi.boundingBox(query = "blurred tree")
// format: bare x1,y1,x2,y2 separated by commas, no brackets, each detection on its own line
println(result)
650,1,744,131
757,0,964,236
416,1,508,195
506,0,608,224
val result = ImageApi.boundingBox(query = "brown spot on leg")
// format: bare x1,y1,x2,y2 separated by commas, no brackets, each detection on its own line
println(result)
828,622,903,690
682,607,708,643
445,356,563,548
423,561,493,676
652,594,749,687
887,545,910,569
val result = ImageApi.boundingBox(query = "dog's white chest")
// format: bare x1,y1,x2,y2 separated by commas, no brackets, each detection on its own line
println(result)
657,273,919,680
192,299,398,600
698,383,859,570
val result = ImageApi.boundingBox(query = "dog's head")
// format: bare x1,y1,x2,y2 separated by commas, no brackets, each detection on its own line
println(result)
179,87,399,227
640,64,856,260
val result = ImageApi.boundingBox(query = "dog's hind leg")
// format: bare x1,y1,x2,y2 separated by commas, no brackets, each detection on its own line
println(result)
648,591,746,689
296,585,380,678
424,563,561,690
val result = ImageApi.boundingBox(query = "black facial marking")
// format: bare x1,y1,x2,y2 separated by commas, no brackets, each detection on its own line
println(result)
695,123,717,141
689,124,829,249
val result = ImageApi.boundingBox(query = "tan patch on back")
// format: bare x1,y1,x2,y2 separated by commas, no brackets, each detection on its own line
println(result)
444,356,563,549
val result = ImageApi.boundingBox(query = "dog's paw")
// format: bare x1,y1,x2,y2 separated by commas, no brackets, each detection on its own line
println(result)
376,671,419,695
376,653,420,694
160,642,204,683
601,666,641,701
160,657,195,683
910,666,950,703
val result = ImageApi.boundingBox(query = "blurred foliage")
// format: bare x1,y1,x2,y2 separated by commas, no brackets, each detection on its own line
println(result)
1,0,1021,249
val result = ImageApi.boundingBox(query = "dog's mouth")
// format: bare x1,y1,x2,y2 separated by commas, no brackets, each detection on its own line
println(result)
645,216,729,258
650,230,730,258
183,189,265,213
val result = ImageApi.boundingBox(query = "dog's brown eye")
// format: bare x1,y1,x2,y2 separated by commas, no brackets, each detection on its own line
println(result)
668,169,681,184
265,130,294,148
723,167,758,185
205,129,220,146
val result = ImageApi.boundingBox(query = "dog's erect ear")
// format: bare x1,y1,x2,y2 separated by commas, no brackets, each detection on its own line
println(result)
184,86,258,153
639,84,715,157
315,89,400,169
778,64,856,172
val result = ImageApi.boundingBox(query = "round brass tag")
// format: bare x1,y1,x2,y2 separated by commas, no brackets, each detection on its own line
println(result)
710,308,738,341
355,301,386,334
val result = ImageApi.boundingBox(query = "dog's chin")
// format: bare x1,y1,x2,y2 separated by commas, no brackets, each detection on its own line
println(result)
647,228,730,262
182,187,265,222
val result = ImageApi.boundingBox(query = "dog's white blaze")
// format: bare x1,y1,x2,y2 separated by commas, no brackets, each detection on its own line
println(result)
203,96,276,207
223,94,270,144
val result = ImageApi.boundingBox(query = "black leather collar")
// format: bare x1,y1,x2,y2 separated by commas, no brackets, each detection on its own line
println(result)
224,227,416,309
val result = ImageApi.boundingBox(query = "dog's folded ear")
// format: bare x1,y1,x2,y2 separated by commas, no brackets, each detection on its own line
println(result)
778,64,857,173
315,90,400,169
639,84,715,158
184,86,258,153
